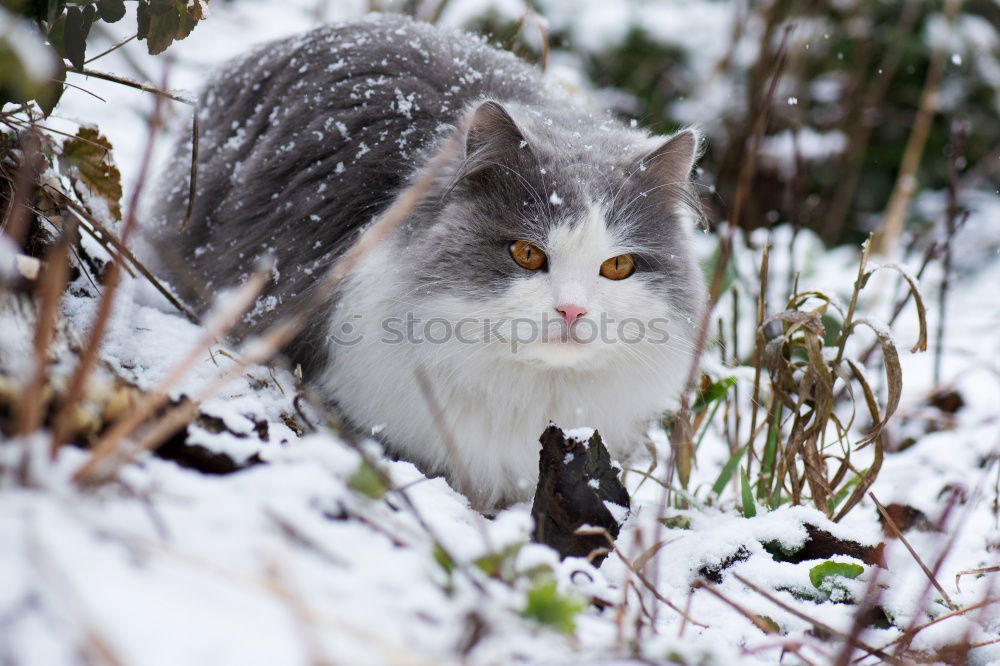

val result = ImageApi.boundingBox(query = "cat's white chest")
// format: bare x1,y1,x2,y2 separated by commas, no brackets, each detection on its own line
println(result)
319,237,694,510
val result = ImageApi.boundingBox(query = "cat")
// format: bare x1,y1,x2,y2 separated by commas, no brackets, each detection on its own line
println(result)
153,13,706,511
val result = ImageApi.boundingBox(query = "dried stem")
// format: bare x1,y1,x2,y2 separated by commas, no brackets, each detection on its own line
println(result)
50,69,167,454
935,121,965,384
45,185,198,322
747,241,770,477
68,67,193,105
873,0,962,255
598,537,706,628
72,118,465,485
15,221,75,436
72,271,269,482
413,366,496,553
733,574,900,664
822,0,921,244
692,580,777,635
870,492,956,610
180,113,200,232
84,34,137,65
831,566,885,666
1,130,42,247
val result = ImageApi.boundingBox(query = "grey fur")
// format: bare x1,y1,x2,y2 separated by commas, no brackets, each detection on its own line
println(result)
153,13,703,377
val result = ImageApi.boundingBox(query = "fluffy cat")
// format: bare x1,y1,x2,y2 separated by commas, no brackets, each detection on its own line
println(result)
154,13,705,510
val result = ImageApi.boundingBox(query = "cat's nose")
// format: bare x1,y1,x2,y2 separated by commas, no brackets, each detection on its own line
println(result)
555,304,588,326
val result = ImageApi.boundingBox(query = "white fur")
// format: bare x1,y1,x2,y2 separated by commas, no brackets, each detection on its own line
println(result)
321,204,696,510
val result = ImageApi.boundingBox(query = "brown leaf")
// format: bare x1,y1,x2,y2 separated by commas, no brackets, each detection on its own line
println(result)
59,127,122,221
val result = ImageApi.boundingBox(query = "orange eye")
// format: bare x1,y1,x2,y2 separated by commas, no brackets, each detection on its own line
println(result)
510,240,546,270
600,254,635,280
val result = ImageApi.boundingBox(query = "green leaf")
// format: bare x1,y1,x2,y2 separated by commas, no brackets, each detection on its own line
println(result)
758,615,780,633
711,444,746,496
37,59,66,117
46,1,68,25
523,579,585,635
143,3,178,55
820,313,841,347
432,544,455,574
59,127,122,220
97,0,126,22
347,459,386,499
0,18,60,111
148,0,176,15
757,402,781,500
661,514,691,530
473,543,522,580
46,11,67,56
692,376,736,412
82,3,98,25
135,0,205,55
136,1,150,40
62,5,87,69
829,472,863,512
740,466,756,518
809,561,864,590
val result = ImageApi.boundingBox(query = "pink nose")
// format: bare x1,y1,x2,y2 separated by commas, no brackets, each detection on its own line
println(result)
555,304,588,325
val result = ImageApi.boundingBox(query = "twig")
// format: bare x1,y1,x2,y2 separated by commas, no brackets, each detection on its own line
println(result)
70,117,464,480
873,0,962,255
885,486,967,657
831,566,885,666
15,220,75,436
733,573,901,664
2,115,114,148
747,241,770,477
84,34,137,65
869,492,956,609
53,78,107,103
72,271,268,483
956,567,1000,592
180,113,199,231
692,580,777,635
44,185,198,322
683,25,792,396
822,0,921,244
587,530,706,628
935,121,966,384
894,597,1000,645
413,366,496,553
0,129,42,247
68,66,194,105
50,66,167,455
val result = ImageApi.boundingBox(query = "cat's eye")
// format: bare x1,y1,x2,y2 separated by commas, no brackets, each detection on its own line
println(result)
510,240,546,270
600,254,635,280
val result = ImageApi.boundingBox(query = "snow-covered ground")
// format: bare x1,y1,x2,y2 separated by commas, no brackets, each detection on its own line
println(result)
2,1,999,664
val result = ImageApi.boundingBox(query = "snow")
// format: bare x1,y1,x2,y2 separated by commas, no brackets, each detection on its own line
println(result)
603,500,629,526
0,233,18,280
3,1,1000,664
758,128,848,177
564,426,594,442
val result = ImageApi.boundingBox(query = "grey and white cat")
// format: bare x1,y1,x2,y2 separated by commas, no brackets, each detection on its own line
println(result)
154,14,705,510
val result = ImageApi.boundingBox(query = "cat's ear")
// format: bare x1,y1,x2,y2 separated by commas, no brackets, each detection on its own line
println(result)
465,101,526,157
640,128,700,185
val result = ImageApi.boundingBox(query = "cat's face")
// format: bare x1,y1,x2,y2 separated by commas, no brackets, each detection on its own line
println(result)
399,102,704,372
